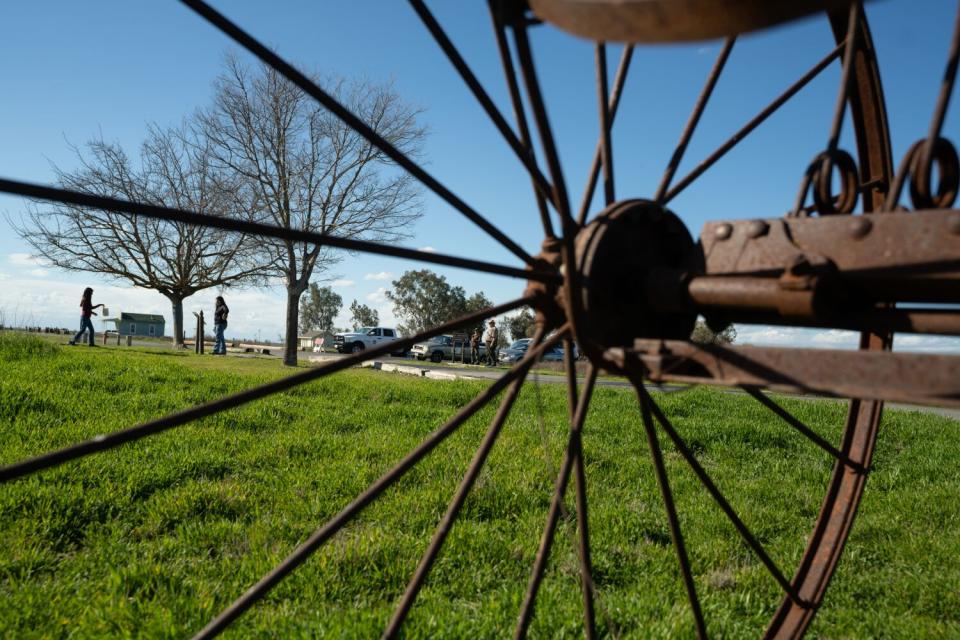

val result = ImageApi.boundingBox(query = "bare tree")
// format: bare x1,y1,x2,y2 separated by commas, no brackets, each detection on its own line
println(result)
198,56,425,365
14,126,265,346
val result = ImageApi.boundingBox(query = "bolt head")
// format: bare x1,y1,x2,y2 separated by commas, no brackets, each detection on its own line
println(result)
746,220,769,238
949,212,960,235
848,217,872,239
714,223,733,240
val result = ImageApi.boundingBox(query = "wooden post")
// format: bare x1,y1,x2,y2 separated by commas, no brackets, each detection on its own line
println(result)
199,311,205,354
194,312,201,354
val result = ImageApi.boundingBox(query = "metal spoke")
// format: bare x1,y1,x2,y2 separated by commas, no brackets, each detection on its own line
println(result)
194,328,568,640
742,386,867,474
885,3,960,211
181,0,539,268
382,327,547,637
636,385,706,640
922,2,960,167
489,0,556,239
825,3,862,154
532,364,619,639
511,18,575,233
596,43,615,208
515,366,598,639
0,297,536,483
631,379,802,604
662,41,845,205
577,46,634,225
564,339,597,638
654,37,736,203
0,178,557,285
408,0,557,216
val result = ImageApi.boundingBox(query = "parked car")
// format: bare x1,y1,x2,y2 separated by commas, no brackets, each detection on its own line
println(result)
498,338,572,364
333,327,407,356
411,334,485,363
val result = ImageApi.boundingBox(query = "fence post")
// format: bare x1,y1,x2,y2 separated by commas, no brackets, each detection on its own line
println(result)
199,311,205,355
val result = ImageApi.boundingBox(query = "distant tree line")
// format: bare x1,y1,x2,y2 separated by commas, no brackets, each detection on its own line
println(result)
297,268,538,344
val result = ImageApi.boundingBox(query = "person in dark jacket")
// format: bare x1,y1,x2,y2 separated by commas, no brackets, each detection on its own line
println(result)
68,287,103,346
213,295,229,355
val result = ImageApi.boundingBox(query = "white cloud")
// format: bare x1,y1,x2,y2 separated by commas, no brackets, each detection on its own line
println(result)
809,329,860,347
9,253,46,268
893,334,960,353
366,286,388,304
0,272,10,280
28,268,48,277
364,271,393,281
330,279,355,288
735,325,858,349
734,324,960,354
376,304,398,329
418,246,437,253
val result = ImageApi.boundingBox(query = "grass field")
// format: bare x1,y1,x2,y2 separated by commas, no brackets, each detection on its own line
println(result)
0,333,958,638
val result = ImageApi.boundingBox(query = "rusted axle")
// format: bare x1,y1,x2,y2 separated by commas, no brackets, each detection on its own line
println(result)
645,208,960,335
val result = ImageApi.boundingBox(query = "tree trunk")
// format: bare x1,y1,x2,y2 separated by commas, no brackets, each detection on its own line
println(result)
165,294,186,348
284,288,302,366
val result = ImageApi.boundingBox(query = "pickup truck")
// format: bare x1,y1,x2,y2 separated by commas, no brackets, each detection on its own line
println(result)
333,327,407,356
411,334,485,363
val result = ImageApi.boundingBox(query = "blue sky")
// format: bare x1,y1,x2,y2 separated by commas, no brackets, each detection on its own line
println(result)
0,1,957,350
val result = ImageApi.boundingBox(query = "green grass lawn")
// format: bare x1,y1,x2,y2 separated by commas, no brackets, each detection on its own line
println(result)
0,334,958,638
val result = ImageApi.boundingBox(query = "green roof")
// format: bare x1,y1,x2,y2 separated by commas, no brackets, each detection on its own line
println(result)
120,312,165,323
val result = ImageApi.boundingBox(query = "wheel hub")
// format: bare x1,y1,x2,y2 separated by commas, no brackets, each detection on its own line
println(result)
569,199,700,363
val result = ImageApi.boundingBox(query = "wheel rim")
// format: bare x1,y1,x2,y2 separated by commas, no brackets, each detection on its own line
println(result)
764,9,893,638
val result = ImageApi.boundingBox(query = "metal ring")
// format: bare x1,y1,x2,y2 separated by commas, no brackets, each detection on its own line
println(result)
813,149,859,215
909,136,959,209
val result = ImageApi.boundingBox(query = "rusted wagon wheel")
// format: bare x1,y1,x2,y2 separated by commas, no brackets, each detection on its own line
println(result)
2,0,959,638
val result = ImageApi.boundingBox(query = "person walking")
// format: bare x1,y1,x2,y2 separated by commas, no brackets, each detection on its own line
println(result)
484,319,499,366
213,295,229,355
68,287,103,346
470,327,482,365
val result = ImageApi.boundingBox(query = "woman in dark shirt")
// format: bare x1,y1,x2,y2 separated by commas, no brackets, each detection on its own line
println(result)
213,296,229,355
69,287,103,346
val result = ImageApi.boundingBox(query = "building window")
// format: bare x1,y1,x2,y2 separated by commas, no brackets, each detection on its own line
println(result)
149,325,156,336
129,323,136,334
